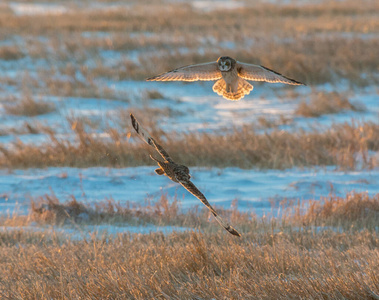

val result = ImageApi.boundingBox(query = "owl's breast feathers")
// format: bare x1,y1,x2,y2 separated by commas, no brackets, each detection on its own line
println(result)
221,67,238,84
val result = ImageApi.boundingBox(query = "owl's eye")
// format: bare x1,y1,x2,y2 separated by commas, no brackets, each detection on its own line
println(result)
226,61,230,66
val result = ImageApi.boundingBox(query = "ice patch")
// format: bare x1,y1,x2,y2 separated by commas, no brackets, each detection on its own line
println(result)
190,1,245,11
0,224,190,240
9,3,68,16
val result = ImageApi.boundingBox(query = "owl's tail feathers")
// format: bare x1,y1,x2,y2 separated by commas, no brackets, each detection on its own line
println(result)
212,78,253,101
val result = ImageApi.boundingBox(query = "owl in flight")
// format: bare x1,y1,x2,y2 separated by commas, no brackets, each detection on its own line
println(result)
130,113,241,237
147,56,305,101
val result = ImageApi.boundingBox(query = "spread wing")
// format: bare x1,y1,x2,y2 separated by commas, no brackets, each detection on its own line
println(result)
149,138,174,164
146,62,222,82
179,180,241,237
130,113,174,163
237,62,305,85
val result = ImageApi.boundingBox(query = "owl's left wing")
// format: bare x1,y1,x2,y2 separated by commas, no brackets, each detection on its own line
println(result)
130,113,174,163
149,138,174,163
146,62,222,82
179,180,241,237
237,62,305,85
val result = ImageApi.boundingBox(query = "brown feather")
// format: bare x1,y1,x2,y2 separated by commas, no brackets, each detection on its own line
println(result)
237,62,305,85
130,113,241,237
212,78,253,101
179,180,241,237
146,62,222,82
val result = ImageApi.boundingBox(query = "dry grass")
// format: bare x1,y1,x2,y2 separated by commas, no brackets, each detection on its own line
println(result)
300,192,379,230
2,1,378,35
0,192,378,299
295,91,365,117
117,107,182,131
144,89,165,100
0,45,24,60
0,118,378,170
256,114,293,129
1,230,378,299
3,94,56,116
26,193,205,228
0,121,48,136
37,66,127,100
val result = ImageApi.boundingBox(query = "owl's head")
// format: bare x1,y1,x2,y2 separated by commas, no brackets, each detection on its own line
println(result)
217,56,236,72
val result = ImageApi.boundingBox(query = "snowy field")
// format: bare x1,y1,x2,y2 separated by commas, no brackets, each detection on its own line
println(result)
1,166,379,216
0,0,378,236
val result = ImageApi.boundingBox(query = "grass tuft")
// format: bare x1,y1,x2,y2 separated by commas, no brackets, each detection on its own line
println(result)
144,89,165,100
0,45,24,60
3,95,56,116
29,193,200,227
0,121,47,136
295,91,365,117
300,192,379,229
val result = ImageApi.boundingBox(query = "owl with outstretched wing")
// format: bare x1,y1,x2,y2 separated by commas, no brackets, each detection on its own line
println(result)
147,56,305,101
130,113,241,237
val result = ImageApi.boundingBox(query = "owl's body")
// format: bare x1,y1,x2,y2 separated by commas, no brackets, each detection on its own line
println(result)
130,113,241,237
151,158,190,184
147,56,304,101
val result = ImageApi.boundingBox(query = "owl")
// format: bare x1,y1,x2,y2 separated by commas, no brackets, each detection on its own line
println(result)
130,113,241,237
147,56,305,101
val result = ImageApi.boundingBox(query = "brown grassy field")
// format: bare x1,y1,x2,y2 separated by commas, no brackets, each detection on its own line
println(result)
0,192,378,299
0,0,378,93
0,117,378,170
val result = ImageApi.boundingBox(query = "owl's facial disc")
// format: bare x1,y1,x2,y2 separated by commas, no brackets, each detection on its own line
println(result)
218,59,232,71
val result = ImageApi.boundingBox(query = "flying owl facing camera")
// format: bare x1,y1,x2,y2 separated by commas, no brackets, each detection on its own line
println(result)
147,56,305,101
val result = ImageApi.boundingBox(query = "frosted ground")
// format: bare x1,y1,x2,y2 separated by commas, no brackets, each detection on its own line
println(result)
0,0,378,236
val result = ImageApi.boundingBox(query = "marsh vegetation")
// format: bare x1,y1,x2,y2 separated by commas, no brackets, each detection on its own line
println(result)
0,0,378,298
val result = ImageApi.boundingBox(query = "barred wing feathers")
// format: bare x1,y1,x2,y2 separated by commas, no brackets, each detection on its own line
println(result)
237,62,305,85
130,113,173,163
146,62,222,82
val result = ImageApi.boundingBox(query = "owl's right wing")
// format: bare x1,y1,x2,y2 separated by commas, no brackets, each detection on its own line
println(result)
146,62,222,82
179,180,241,237
130,113,174,163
